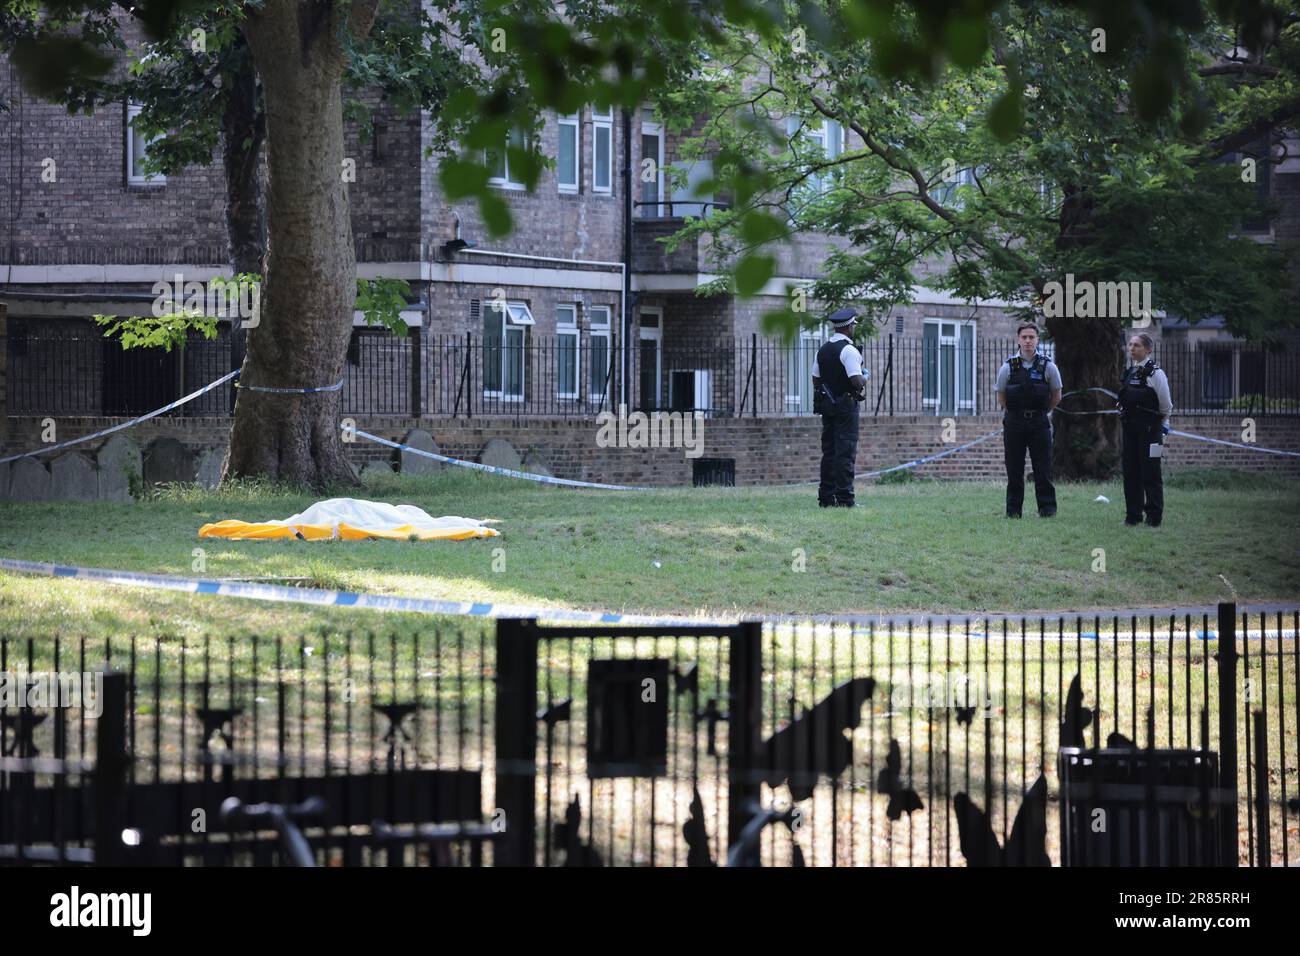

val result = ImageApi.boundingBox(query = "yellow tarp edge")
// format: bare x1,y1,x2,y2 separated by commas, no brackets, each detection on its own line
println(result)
198,521,500,541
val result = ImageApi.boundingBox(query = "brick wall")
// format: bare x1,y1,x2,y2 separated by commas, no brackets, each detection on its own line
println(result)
5,412,1298,492
421,106,628,261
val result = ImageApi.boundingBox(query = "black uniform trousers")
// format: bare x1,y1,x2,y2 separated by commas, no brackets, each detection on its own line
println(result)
1121,419,1164,523
1003,411,1056,516
819,395,861,506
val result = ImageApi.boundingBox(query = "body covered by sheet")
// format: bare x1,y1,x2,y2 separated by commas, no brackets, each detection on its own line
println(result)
199,498,500,541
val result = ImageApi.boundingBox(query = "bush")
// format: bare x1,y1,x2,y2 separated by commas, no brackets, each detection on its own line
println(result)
1223,394,1300,411
873,468,937,485
1165,467,1295,491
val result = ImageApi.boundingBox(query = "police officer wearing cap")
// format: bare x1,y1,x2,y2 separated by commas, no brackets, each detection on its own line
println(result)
812,308,868,507
1116,331,1173,526
996,322,1062,517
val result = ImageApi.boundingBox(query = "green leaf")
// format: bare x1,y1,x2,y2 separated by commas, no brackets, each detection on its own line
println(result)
734,253,775,296
479,192,513,237
944,15,988,69
440,156,490,200
740,211,786,246
987,88,1023,143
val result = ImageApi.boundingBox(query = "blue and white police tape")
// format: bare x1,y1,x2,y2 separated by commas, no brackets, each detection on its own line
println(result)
0,557,713,627
794,428,1004,486
4,556,1295,632
346,427,650,491
0,369,241,465
1051,389,1300,458
1167,429,1300,458
237,378,344,394
859,428,1003,480
1053,386,1121,415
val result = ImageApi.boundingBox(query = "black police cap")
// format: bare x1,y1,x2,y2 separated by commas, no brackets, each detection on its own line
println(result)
829,307,858,327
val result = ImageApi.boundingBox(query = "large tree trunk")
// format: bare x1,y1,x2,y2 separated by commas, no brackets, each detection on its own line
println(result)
225,0,374,487
1048,188,1124,480
1046,313,1125,479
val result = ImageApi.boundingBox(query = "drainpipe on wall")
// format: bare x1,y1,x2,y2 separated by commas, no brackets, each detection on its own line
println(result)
621,107,634,409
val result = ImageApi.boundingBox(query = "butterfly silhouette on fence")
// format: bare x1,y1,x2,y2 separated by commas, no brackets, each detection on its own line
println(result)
953,775,1050,866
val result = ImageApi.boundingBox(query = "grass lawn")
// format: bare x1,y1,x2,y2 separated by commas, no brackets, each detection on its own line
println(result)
2,467,1296,865
0,466,1297,638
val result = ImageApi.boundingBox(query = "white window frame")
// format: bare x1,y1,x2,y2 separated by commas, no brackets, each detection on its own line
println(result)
126,103,165,186
556,303,580,400
483,299,532,401
639,114,665,216
592,106,613,194
787,116,842,194
639,307,663,410
587,305,612,404
936,166,979,209
785,327,825,412
922,318,977,415
557,112,580,193
486,127,528,190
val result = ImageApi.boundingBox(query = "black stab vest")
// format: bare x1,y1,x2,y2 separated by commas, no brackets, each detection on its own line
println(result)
816,338,853,397
1004,354,1051,412
1118,361,1161,421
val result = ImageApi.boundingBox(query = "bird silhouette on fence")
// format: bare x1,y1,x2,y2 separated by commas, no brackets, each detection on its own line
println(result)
762,677,875,802
554,795,602,867
1060,673,1093,748
683,789,715,867
876,738,924,820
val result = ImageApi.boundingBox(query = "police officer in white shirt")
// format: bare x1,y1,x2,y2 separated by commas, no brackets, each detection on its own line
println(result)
1116,331,1173,526
811,308,868,507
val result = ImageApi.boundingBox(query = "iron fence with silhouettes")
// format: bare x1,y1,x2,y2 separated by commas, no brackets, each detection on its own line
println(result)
8,320,1300,420
0,605,1295,867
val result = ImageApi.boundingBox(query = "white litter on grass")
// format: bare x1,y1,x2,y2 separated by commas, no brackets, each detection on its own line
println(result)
653,561,662,569
1094,495,1110,503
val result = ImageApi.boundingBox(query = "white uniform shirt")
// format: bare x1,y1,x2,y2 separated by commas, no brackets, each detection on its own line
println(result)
811,332,864,380
1148,366,1174,419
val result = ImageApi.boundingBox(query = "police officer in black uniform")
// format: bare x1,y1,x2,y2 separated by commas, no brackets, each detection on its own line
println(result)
1116,332,1173,526
996,322,1062,517
812,308,868,507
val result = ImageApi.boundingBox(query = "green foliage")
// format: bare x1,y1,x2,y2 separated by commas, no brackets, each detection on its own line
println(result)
874,468,936,485
655,1,1297,341
1164,467,1296,491
1223,394,1300,410
93,312,219,352
355,277,413,336
3,0,1296,347
94,273,410,344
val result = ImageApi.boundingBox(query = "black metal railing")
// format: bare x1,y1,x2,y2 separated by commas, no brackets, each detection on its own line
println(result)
7,322,1299,420
1,605,1294,867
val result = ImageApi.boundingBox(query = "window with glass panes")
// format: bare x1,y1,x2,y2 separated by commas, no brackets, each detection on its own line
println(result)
556,304,580,398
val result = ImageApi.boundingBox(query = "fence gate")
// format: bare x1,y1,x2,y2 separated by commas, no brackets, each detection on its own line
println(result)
494,619,761,866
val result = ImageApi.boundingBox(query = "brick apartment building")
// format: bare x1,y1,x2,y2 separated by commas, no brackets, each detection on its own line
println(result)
3,42,1300,492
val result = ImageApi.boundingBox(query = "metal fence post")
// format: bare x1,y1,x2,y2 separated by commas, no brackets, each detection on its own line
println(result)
94,671,128,866
409,325,423,419
1253,709,1270,867
1216,602,1239,867
751,333,758,418
727,621,763,853
495,619,538,866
